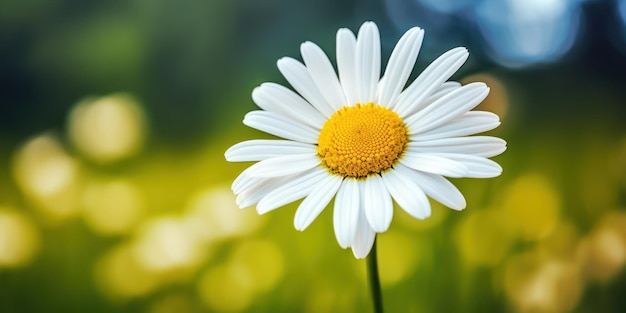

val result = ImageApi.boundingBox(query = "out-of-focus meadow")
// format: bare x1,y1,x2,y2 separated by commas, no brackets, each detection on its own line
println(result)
1,0,626,312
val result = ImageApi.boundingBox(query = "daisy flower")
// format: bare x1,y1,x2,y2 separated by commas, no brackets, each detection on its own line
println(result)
225,21,506,258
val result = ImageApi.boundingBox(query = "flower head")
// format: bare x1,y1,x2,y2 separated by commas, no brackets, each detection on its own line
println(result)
225,21,506,258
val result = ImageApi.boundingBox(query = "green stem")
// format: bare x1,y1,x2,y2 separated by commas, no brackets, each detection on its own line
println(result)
367,235,384,313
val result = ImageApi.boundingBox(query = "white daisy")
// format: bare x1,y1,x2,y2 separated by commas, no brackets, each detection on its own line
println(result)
225,21,506,258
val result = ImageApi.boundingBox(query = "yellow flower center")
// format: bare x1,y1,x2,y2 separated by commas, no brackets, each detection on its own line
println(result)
317,103,408,178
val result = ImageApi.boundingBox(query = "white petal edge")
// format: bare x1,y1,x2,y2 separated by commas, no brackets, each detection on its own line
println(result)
301,41,347,112
234,174,292,208
232,166,260,194
363,174,393,233
407,136,507,158
400,153,468,178
381,165,431,220
380,27,424,110
256,167,328,214
407,170,466,210
396,47,469,118
427,153,503,178
408,81,463,114
252,82,326,129
352,192,376,259
355,21,381,104
243,111,320,144
412,111,501,141
246,154,319,178
226,139,316,162
277,57,336,117
337,28,358,107
405,82,490,135
333,178,360,249
428,81,462,100
294,174,343,231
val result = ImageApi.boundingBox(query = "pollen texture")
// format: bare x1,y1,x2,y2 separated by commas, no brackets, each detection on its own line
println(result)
317,103,408,178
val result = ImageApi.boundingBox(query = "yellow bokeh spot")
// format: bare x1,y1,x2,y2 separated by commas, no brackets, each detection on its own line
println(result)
377,231,420,286
94,244,160,299
197,262,256,312
500,174,561,241
183,187,264,243
454,208,515,266
68,93,146,164
230,240,285,292
82,179,144,236
578,212,626,283
12,133,81,222
197,239,284,312
0,207,40,268
133,217,205,273
503,252,583,313
317,103,408,178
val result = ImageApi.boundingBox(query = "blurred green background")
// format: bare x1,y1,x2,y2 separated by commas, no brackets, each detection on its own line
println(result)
1,0,626,312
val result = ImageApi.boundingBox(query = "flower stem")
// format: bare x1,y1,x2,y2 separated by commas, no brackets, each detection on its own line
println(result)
367,235,384,313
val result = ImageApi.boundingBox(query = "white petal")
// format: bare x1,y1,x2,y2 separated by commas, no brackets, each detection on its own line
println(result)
408,170,466,210
400,153,468,178
337,28,358,107
381,166,431,220
405,82,490,135
232,168,257,194
252,82,326,129
256,167,328,214
333,178,360,249
277,57,336,117
431,153,503,178
246,154,319,178
294,174,342,231
380,27,424,109
402,81,463,117
300,41,347,111
226,139,316,162
396,47,469,118
429,81,462,100
407,136,507,158
235,174,292,208
351,200,376,259
363,174,393,232
355,21,381,104
412,111,501,141
243,110,319,144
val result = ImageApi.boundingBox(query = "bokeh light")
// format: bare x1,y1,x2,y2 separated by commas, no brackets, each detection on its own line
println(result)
578,212,626,283
500,174,561,241
197,261,257,312
94,244,160,299
12,133,81,223
81,179,144,236
474,0,583,68
67,94,146,164
0,207,40,268
182,187,265,243
454,208,515,267
503,252,583,313
133,217,206,273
